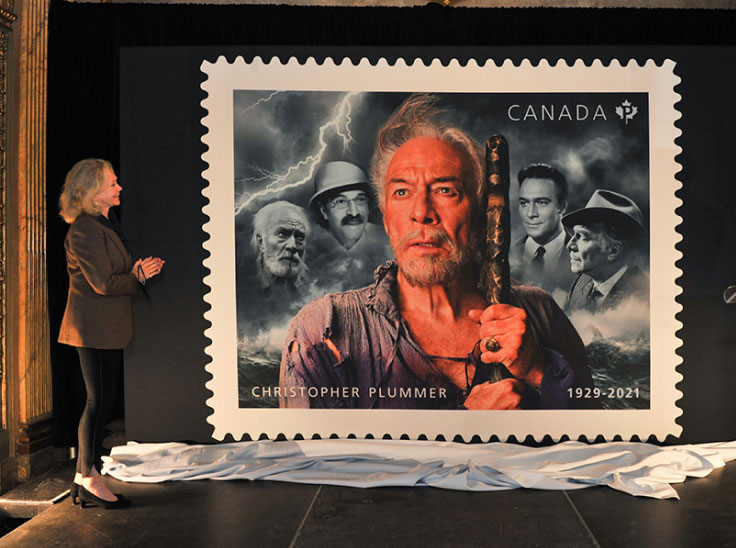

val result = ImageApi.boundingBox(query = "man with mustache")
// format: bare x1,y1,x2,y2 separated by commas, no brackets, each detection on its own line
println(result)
252,200,309,293
279,95,595,410
309,161,388,252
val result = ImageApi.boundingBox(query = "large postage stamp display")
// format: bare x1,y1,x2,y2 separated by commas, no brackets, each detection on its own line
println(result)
201,58,681,441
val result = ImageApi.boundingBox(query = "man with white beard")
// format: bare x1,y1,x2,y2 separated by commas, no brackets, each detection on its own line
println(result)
251,201,309,293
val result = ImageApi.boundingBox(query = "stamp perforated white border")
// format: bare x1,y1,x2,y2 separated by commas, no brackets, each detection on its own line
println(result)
201,57,681,441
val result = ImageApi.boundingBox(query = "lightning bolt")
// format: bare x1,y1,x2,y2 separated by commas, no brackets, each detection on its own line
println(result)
235,165,280,183
241,91,281,113
335,102,354,153
234,92,360,215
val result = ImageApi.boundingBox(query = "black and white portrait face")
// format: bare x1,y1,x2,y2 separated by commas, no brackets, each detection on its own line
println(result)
567,224,613,277
320,189,371,249
518,177,566,245
256,207,307,282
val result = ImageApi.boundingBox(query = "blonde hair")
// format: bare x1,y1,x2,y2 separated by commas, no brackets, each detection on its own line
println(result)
59,159,113,224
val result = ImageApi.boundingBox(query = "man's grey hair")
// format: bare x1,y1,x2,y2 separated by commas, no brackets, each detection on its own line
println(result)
369,94,484,211
250,200,310,254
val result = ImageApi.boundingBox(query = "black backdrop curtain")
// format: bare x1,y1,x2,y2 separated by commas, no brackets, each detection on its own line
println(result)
46,1,736,446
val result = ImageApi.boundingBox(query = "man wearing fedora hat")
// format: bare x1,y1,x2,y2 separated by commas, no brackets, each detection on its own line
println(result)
309,161,389,252
563,189,649,314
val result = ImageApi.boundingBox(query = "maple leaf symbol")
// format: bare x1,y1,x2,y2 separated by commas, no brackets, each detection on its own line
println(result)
616,100,638,124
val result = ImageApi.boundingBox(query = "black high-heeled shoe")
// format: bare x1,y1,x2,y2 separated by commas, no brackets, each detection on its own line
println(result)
73,480,125,505
78,486,131,509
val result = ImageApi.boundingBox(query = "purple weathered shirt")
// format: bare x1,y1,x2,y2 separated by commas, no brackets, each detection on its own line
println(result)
279,263,595,409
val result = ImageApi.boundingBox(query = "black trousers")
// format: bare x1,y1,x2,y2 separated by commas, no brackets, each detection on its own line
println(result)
75,347,122,476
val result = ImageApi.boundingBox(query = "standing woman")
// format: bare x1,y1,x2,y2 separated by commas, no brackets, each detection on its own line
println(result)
58,159,164,509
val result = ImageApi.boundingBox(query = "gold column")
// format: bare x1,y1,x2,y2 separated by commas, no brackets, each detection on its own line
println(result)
0,0,16,488
0,1,16,439
16,0,51,422
6,0,57,480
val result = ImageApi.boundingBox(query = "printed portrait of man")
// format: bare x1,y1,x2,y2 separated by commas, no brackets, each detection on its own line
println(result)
563,189,649,314
251,200,309,293
279,95,596,411
308,160,389,252
509,163,576,300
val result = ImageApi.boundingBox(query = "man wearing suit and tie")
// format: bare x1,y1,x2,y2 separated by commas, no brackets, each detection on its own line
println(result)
563,189,649,314
510,163,576,302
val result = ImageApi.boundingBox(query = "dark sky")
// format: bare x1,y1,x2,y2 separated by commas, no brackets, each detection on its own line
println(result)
232,90,650,349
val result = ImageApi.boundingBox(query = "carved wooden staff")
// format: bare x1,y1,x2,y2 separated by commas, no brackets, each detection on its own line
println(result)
479,135,511,383
481,135,511,306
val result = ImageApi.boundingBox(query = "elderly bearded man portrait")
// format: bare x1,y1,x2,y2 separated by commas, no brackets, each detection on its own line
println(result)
279,95,596,410
252,201,309,294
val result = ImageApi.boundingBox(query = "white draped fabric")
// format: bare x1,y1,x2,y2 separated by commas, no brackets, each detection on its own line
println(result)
101,439,736,499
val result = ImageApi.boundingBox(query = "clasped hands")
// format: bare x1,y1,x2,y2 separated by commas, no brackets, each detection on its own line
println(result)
132,256,165,284
463,304,545,410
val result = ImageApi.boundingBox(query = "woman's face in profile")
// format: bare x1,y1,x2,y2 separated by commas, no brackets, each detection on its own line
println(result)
94,167,122,212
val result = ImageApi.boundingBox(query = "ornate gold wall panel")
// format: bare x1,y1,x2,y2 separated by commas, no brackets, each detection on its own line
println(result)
0,1,17,433
13,0,51,431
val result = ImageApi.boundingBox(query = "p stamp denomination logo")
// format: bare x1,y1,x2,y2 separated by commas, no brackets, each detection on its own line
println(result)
616,100,639,124
200,57,681,441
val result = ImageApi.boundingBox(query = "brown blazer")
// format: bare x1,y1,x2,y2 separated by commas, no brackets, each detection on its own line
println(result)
58,213,140,349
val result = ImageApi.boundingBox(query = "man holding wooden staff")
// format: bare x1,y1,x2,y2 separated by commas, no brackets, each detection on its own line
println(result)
279,95,595,410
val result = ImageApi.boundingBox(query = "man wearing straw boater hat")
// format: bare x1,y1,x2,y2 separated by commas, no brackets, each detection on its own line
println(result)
563,189,649,314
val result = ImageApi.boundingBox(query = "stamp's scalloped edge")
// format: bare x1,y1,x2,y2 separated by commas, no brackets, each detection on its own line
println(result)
200,54,681,71
199,55,684,443
671,63,688,442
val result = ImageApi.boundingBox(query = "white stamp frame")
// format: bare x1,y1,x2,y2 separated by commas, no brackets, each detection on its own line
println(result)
200,57,681,442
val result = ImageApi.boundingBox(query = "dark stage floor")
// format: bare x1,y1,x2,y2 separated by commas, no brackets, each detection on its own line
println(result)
0,460,734,547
